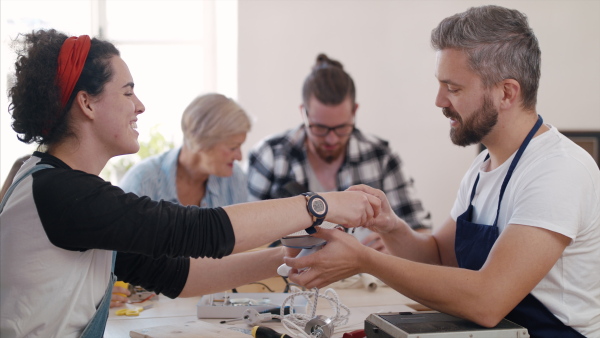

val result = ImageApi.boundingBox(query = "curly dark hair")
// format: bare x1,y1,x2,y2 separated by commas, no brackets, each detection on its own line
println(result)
8,29,120,146
302,53,356,108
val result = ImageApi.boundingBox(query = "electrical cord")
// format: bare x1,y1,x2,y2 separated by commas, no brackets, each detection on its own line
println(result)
232,282,278,293
269,287,350,338
282,277,306,293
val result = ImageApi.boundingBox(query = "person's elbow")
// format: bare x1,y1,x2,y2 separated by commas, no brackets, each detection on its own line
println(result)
453,281,518,328
464,300,515,328
472,312,508,328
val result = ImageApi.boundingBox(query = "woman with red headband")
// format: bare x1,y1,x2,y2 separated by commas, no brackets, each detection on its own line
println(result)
0,29,380,338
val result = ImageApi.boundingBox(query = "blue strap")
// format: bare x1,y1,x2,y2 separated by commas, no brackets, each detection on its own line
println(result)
492,115,543,226
79,252,116,338
467,115,544,227
0,164,53,213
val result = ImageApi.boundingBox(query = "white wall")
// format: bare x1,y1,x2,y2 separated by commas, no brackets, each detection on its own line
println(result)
237,0,600,229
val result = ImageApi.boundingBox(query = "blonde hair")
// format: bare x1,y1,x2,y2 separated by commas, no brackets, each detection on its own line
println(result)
181,93,252,151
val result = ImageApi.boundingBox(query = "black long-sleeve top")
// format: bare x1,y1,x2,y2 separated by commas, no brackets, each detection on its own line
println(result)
31,151,235,297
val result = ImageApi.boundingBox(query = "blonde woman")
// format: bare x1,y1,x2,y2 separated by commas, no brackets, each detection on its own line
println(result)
120,93,251,207
113,94,260,308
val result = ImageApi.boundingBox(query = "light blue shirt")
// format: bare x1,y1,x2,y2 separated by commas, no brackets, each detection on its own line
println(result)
119,147,248,207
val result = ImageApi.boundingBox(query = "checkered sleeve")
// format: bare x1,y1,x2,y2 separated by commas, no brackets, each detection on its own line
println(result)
382,151,432,230
247,141,276,201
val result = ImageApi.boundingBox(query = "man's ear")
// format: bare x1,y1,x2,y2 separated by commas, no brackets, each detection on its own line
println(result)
352,102,359,116
74,91,95,120
299,103,308,122
499,79,521,110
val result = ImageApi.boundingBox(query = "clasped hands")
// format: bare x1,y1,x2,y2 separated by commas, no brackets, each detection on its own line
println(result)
285,185,398,288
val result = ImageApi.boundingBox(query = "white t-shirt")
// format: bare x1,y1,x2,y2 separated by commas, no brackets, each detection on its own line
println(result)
450,125,600,336
0,157,112,338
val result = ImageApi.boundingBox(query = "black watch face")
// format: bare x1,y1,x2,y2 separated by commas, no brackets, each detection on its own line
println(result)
310,197,327,217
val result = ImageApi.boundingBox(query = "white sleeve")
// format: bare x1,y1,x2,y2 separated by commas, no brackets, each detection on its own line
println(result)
509,154,597,239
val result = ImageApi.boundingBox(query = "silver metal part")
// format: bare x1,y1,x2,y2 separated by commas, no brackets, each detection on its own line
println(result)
305,315,334,338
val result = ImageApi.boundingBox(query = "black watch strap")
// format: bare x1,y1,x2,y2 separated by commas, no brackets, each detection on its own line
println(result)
301,192,328,235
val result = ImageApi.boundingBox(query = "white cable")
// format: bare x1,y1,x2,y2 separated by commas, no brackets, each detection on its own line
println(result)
272,287,350,338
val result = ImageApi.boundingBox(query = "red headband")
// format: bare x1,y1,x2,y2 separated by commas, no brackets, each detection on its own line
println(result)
56,35,91,109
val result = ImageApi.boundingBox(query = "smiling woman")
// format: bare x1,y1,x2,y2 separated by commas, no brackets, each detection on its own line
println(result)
0,28,381,338
86,57,146,163
119,93,252,208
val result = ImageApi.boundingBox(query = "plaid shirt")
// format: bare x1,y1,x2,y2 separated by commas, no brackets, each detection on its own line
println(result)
247,125,431,229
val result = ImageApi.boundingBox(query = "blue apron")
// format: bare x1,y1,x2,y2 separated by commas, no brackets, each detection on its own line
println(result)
455,115,584,338
0,163,116,338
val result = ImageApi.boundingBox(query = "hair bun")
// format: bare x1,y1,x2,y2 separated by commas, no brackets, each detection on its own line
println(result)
313,53,344,71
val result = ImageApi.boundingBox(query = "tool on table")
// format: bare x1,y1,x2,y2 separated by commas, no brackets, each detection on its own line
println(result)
115,303,154,317
112,281,130,297
113,281,158,303
305,315,334,338
220,306,293,325
251,325,292,338
343,328,366,338
220,317,244,324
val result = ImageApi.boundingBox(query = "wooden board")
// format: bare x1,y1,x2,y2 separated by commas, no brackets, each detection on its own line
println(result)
129,320,249,338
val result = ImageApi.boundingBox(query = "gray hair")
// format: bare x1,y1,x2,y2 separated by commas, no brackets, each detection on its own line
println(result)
431,5,541,110
181,93,252,151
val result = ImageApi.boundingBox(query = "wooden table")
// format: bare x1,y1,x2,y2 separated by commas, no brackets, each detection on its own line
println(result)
105,285,418,337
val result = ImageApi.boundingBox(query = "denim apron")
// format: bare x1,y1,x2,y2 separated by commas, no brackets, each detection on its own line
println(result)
0,164,117,338
454,115,584,337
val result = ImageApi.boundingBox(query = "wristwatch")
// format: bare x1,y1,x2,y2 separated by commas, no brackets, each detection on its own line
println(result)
301,192,328,234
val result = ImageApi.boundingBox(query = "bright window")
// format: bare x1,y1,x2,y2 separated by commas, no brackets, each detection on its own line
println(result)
0,0,237,184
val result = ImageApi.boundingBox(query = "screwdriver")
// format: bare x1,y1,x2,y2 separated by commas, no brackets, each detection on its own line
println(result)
260,306,292,316
251,326,292,338
343,329,366,338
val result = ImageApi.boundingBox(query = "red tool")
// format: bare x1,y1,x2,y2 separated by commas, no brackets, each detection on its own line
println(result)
343,328,366,338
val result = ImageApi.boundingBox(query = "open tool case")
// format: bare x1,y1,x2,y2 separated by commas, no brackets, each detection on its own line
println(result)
197,292,308,319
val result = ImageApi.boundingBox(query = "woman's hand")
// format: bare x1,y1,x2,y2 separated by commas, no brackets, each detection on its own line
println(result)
321,190,381,228
283,245,301,258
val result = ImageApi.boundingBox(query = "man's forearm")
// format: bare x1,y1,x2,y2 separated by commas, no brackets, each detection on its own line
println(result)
382,218,442,264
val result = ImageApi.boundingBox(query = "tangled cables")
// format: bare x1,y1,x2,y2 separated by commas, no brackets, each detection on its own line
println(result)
272,287,350,338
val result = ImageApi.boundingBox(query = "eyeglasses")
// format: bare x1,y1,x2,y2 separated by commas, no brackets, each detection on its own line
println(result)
302,107,354,137
306,123,355,137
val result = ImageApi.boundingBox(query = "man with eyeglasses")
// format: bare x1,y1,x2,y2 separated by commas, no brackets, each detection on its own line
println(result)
247,54,431,249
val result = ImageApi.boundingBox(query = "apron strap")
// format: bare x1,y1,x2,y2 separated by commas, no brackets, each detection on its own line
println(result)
492,115,543,226
0,163,53,212
467,151,489,205
79,251,117,338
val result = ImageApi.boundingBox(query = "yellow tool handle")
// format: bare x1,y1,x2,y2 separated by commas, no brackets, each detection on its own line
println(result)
113,281,129,297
